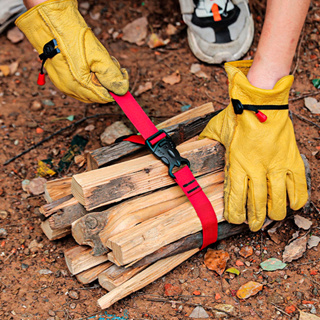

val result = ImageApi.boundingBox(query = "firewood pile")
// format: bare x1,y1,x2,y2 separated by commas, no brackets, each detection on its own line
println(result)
37,103,249,309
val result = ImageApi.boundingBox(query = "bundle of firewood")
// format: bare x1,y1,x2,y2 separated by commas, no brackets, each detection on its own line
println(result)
38,102,251,309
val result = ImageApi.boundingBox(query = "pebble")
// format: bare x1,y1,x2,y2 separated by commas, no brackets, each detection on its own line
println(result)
100,121,133,145
79,1,90,10
48,310,55,316
68,290,79,300
310,305,317,314
30,100,43,111
39,269,53,275
21,263,29,270
70,303,76,309
7,27,24,43
0,210,8,219
0,228,7,238
42,99,55,107
245,261,250,267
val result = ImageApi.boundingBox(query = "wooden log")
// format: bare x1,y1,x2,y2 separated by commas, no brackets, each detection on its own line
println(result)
88,103,216,169
98,264,147,291
72,171,224,256
64,245,109,275
76,262,113,284
105,187,224,265
49,202,87,230
97,248,199,309
131,222,250,268
44,177,72,202
41,220,70,240
72,139,224,210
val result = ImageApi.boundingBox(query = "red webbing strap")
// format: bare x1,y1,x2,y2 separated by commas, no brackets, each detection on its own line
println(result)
110,92,218,249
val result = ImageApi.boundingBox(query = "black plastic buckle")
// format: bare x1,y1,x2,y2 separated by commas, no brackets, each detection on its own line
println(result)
145,130,190,179
39,39,60,61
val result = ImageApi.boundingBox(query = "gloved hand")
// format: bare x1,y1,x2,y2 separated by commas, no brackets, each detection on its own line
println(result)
200,60,308,231
15,0,129,103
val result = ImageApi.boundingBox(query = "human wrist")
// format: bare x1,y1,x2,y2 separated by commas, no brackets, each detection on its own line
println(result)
23,0,48,9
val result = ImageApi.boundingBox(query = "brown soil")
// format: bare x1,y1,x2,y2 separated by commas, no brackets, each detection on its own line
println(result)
0,0,319,319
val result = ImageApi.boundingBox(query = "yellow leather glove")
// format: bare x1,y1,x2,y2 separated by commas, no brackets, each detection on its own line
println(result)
15,0,129,103
200,60,308,231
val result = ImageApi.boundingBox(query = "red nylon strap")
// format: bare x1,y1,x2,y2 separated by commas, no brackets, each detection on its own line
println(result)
110,92,218,249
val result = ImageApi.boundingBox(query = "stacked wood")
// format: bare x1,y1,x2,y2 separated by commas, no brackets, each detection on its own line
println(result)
38,103,219,239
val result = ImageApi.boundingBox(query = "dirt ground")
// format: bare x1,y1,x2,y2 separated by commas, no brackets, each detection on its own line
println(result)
0,0,320,319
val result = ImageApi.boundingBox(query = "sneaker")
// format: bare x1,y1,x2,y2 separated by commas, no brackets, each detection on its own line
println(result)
179,0,254,64
0,0,26,34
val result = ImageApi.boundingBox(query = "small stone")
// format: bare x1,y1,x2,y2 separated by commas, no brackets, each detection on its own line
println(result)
89,11,100,20
26,177,47,196
267,293,284,304
39,269,53,275
68,290,79,300
84,124,95,132
211,304,236,318
189,306,209,318
0,210,8,219
100,121,133,145
0,228,7,239
69,303,76,309
93,27,102,36
7,27,24,43
21,263,29,270
30,100,43,111
42,99,55,107
245,261,250,267
79,1,90,9
48,310,55,316
164,283,182,296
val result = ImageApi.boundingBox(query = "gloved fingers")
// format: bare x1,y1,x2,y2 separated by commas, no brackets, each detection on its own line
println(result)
286,165,308,211
266,172,287,221
84,30,129,96
223,167,248,225
247,176,268,232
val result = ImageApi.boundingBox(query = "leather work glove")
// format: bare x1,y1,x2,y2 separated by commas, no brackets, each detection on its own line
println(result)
15,0,129,103
200,60,308,232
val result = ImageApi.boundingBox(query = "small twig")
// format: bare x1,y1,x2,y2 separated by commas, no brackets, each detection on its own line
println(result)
304,274,320,287
144,295,245,320
289,91,320,102
311,201,320,215
3,113,119,165
295,258,320,266
205,90,229,106
130,68,140,95
291,112,320,129
270,303,292,318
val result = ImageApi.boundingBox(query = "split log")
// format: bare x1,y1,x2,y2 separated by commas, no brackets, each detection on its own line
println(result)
72,138,224,210
76,262,113,284
88,102,216,169
64,245,109,275
97,248,199,309
41,220,70,240
98,264,147,292
106,189,224,265
44,177,72,202
72,171,224,256
39,195,78,218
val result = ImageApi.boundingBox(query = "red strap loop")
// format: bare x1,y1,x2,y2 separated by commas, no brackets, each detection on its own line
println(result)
110,92,218,249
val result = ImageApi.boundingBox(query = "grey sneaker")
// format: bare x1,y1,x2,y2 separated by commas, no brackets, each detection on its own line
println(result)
0,0,26,34
179,0,254,64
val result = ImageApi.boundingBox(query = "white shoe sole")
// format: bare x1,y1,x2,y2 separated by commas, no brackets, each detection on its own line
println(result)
187,14,254,64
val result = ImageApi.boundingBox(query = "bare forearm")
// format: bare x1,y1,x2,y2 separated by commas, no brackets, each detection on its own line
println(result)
247,0,310,89
23,0,47,10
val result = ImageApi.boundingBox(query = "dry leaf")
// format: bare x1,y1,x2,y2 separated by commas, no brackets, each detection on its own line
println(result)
239,246,253,258
0,65,10,76
204,249,230,275
122,17,148,45
166,24,178,35
236,281,263,299
147,33,169,48
307,235,320,249
294,215,312,230
134,81,153,96
304,97,320,114
162,70,181,85
283,236,308,262
189,306,209,318
190,63,210,79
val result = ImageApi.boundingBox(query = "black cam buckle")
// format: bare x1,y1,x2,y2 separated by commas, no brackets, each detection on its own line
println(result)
145,130,190,179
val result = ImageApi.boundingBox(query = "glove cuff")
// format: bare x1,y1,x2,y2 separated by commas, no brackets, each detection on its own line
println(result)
224,60,294,106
